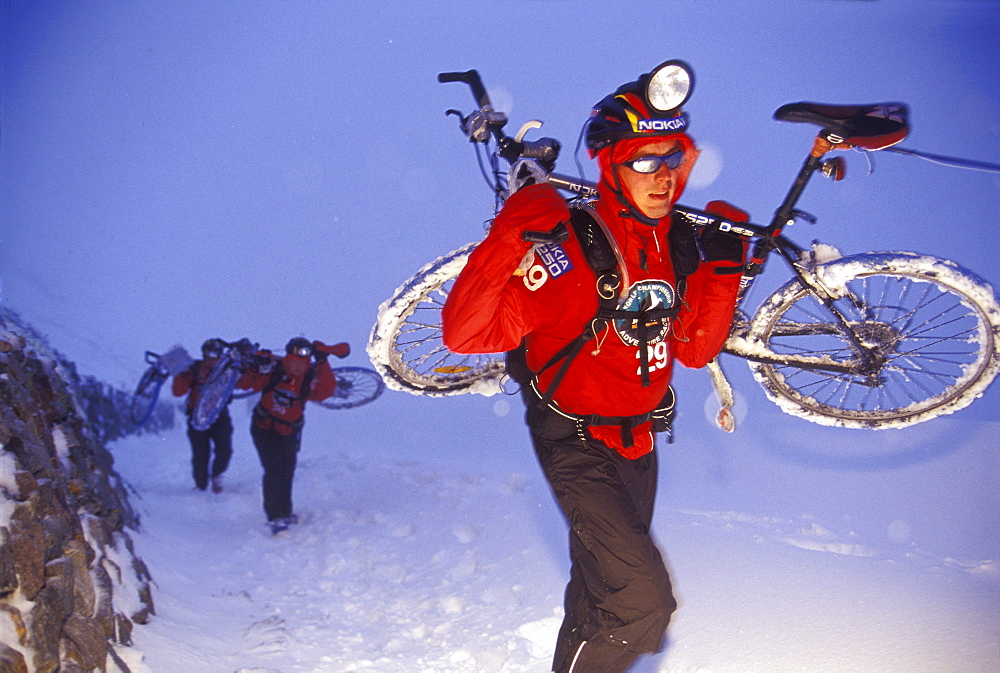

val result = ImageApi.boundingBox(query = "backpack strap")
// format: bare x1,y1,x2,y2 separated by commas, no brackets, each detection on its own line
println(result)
567,205,683,387
533,205,680,401
255,362,316,430
527,206,622,410
261,362,315,400
668,208,701,300
509,202,691,447
263,362,285,394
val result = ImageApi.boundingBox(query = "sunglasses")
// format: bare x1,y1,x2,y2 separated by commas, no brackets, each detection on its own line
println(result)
621,149,685,174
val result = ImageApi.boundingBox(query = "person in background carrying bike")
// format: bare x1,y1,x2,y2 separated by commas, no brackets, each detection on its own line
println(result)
442,65,747,673
237,336,348,534
172,337,236,494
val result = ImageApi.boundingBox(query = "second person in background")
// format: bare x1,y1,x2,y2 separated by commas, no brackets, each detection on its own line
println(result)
238,336,349,534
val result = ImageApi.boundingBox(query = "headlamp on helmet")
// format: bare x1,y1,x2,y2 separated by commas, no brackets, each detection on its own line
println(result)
586,59,695,155
285,337,313,359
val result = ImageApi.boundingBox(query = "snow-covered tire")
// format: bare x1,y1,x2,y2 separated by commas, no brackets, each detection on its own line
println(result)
745,252,1000,429
367,243,506,397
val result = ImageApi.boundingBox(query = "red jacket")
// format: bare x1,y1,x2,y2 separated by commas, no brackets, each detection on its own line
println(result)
442,182,743,458
238,355,336,436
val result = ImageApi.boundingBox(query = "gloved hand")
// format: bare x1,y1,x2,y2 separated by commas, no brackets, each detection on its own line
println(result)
699,200,749,265
313,340,350,360
507,158,549,194
254,350,276,374
232,338,259,368
490,182,570,244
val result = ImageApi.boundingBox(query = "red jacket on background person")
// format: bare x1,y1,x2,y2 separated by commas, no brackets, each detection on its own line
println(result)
238,351,337,436
442,140,747,459
173,359,217,416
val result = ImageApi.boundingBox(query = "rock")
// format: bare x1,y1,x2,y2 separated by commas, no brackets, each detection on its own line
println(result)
0,308,155,672
61,614,109,671
0,643,28,673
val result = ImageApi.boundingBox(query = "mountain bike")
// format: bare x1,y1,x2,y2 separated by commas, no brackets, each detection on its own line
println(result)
212,341,385,412
190,339,256,431
130,351,170,425
367,66,1000,430
230,366,384,410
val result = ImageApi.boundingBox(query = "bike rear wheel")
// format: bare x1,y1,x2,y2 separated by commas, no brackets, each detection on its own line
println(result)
367,242,506,396
318,366,386,409
130,367,167,425
745,252,1000,429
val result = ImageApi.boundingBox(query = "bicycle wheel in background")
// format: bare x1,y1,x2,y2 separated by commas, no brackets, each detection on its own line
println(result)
746,252,1000,429
318,366,385,410
130,366,167,425
367,242,507,397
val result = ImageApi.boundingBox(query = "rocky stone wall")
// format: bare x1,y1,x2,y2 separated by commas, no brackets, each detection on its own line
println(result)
0,310,154,673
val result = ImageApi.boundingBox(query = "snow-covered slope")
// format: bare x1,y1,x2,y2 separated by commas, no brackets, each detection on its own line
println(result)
109,398,998,673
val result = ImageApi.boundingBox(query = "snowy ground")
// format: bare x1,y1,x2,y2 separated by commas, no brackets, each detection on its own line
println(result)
108,384,999,673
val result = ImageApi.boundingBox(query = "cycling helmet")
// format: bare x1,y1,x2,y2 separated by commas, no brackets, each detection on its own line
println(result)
586,60,695,156
285,337,313,358
201,338,225,356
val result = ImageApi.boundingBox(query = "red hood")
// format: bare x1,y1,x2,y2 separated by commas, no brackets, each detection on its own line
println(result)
594,134,698,224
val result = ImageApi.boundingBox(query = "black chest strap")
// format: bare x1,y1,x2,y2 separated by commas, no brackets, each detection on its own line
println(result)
532,206,680,404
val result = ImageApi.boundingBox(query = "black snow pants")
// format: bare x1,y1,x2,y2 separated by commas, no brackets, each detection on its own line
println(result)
250,422,302,522
186,408,233,490
525,394,676,673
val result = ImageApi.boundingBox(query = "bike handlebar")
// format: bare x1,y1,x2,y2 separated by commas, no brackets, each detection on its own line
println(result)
511,137,560,165
438,70,491,109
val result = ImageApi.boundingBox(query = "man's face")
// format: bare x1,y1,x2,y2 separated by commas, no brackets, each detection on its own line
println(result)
284,355,310,377
617,139,689,220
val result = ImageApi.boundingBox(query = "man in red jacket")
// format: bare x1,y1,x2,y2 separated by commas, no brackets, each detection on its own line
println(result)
442,64,747,673
172,338,233,494
238,336,347,534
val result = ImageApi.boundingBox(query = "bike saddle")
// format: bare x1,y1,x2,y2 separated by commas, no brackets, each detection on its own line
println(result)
773,101,909,150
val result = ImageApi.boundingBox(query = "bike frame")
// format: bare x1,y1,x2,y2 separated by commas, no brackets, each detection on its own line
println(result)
438,69,967,383
376,68,1000,429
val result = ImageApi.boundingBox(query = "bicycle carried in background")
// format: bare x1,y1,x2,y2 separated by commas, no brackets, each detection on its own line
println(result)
192,340,386,427
130,351,171,425
367,64,1000,430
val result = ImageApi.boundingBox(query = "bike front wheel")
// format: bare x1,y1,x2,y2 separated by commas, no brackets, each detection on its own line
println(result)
744,252,1000,429
367,242,507,396
130,367,167,425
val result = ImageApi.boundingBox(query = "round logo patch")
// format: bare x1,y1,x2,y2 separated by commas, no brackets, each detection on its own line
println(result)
614,280,676,347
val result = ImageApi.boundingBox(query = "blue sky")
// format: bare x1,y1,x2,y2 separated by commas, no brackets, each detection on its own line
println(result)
4,0,998,391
